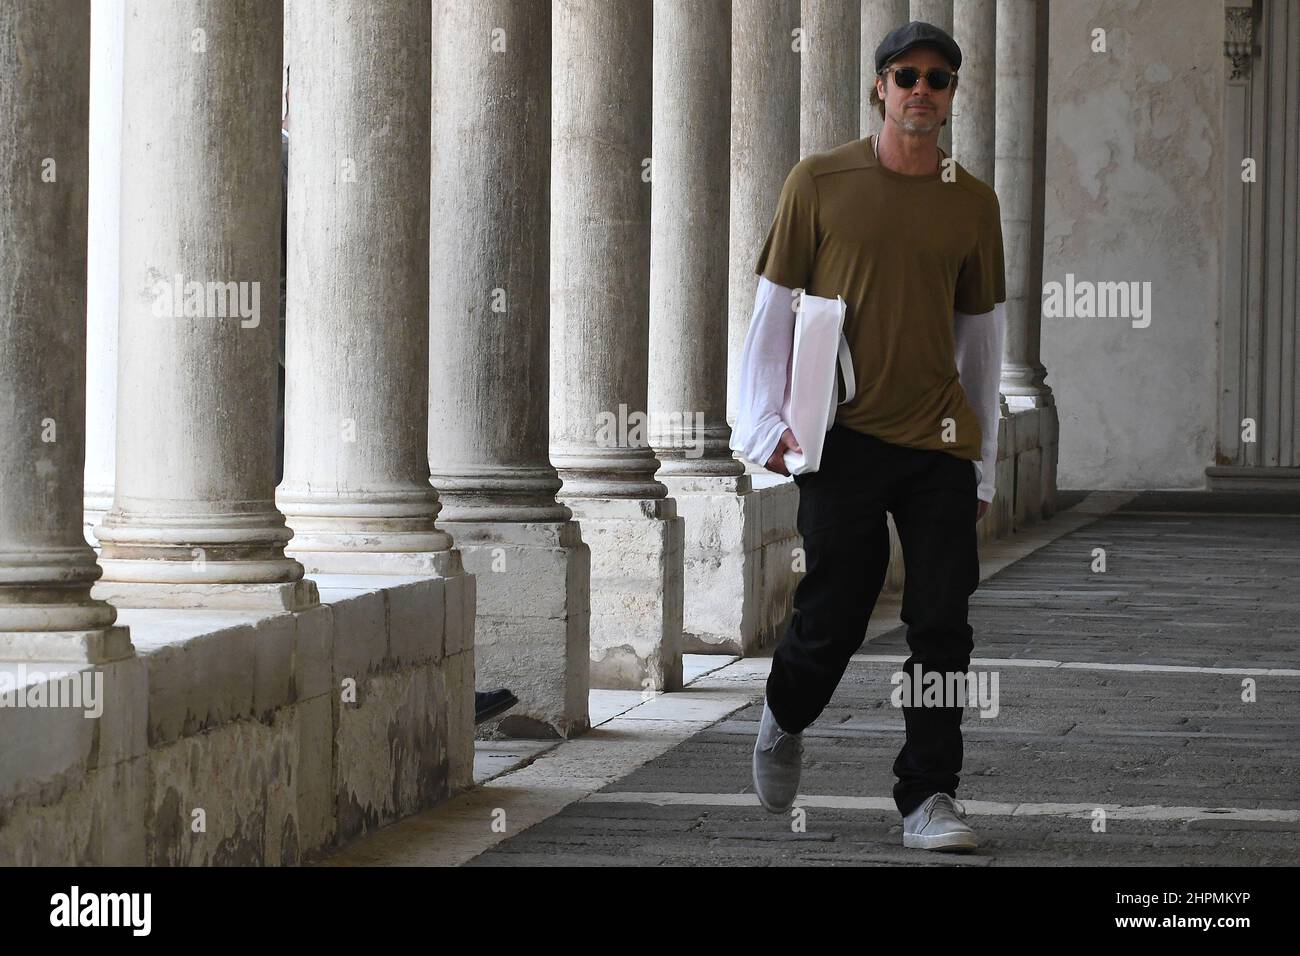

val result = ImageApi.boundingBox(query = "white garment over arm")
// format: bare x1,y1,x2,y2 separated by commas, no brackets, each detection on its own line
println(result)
953,301,1006,503
729,276,796,469
731,277,1006,504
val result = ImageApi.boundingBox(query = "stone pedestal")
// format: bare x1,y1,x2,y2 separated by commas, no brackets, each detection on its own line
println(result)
1039,404,1060,518
568,499,684,692
748,474,802,648
448,522,590,739
660,475,764,656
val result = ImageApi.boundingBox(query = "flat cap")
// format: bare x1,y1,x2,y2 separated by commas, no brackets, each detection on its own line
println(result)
874,20,962,74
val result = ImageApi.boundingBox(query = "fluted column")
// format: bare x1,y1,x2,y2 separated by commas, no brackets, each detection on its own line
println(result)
861,0,910,138
0,0,131,663
801,0,861,156
84,0,125,546
95,0,315,611
952,0,996,185
278,0,455,576
552,0,683,690
910,0,954,153
728,0,800,426
430,0,589,737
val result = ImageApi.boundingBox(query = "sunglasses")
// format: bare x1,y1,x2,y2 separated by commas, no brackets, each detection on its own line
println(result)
879,66,956,91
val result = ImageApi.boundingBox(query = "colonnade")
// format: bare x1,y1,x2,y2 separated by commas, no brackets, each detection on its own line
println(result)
0,0,1054,738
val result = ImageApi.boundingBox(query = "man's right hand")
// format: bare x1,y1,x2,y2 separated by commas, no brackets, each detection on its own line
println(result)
765,428,802,476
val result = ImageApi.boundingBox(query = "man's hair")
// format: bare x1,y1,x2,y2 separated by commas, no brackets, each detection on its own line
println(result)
869,80,886,121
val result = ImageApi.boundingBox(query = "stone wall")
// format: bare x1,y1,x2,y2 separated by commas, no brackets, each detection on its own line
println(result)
1043,0,1223,492
0,576,473,865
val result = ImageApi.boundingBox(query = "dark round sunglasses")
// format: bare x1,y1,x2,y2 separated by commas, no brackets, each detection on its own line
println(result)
880,66,956,91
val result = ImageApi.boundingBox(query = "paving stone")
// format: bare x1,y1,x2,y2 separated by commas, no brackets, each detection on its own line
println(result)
462,499,1300,866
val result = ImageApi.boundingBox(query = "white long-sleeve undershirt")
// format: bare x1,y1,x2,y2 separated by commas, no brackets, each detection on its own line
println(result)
729,276,1006,503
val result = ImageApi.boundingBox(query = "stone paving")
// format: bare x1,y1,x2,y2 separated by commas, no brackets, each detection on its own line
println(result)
322,490,1300,866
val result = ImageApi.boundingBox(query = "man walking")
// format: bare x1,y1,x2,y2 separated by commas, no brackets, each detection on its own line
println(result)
731,21,1006,851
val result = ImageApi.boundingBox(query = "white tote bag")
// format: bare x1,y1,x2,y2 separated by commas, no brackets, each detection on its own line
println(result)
780,291,856,475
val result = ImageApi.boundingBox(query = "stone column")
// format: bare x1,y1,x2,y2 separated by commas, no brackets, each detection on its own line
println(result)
729,0,800,425
94,0,316,611
911,1,954,33
84,0,125,547
954,0,1004,539
910,0,954,153
801,0,861,156
650,0,756,657
861,0,910,138
279,0,456,577
729,0,803,650
952,0,996,185
552,0,683,691
429,0,589,738
996,0,1055,521
0,0,132,664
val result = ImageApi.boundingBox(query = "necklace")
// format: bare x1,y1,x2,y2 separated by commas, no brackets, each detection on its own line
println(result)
873,133,942,171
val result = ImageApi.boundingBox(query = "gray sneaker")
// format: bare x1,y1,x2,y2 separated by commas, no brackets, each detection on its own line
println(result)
752,698,803,813
902,793,977,851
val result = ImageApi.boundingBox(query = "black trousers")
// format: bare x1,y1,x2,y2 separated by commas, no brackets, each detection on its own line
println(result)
766,423,981,817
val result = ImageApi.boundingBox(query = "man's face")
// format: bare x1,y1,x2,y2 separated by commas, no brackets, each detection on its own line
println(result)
876,45,956,136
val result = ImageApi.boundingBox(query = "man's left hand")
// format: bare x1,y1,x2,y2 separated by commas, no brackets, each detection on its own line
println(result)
976,499,989,521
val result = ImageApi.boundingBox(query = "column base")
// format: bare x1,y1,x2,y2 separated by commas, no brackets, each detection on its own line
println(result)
660,473,765,656
1038,404,1060,519
747,473,802,651
90,579,320,612
440,521,590,739
0,625,134,665
83,495,111,548
561,496,683,692
1012,408,1043,532
286,548,463,577
1004,391,1055,411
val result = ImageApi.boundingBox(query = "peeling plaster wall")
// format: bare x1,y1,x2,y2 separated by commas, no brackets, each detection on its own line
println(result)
1043,0,1223,490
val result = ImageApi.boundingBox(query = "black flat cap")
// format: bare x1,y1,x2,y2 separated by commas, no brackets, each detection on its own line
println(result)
874,20,962,74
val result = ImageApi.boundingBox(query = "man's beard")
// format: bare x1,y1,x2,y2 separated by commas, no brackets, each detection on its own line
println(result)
897,109,943,134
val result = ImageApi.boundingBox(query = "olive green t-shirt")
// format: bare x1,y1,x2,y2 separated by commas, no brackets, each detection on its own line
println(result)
755,134,1006,461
